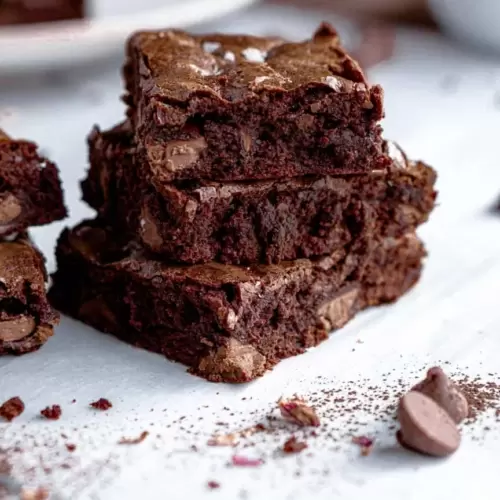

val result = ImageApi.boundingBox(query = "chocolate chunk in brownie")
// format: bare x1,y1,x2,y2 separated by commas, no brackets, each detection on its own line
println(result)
0,130,66,238
49,219,425,383
0,234,59,355
123,23,390,182
0,0,84,26
82,124,436,265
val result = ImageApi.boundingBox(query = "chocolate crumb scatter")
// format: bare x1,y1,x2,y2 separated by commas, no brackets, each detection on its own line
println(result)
278,397,320,427
118,431,149,445
0,396,25,422
90,398,112,410
451,375,500,422
40,405,62,420
283,436,308,454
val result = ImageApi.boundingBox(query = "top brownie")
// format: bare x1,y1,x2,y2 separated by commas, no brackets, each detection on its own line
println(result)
0,130,66,237
124,23,389,182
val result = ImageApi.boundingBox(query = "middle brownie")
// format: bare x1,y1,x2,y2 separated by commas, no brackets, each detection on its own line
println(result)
82,124,436,265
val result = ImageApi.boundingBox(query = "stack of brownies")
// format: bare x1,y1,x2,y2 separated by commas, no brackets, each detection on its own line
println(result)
0,130,66,355
50,24,437,382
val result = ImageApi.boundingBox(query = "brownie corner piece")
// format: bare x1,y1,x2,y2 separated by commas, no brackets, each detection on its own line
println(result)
0,130,67,237
49,219,425,383
124,24,388,181
0,235,59,355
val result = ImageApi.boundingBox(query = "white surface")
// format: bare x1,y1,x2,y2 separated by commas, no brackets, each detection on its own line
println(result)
0,0,257,71
1,4,500,500
429,0,500,53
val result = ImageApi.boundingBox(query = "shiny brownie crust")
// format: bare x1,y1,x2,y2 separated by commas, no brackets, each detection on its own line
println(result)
123,23,390,182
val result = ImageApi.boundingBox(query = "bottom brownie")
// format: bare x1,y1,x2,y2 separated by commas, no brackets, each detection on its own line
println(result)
49,220,425,382
0,235,59,355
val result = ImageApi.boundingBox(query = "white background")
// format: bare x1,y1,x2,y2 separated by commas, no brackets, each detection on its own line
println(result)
1,3,500,499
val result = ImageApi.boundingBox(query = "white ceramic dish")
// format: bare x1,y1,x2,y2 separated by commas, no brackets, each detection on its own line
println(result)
429,0,500,53
0,0,257,71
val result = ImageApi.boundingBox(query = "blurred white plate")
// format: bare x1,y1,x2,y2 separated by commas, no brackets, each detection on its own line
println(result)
0,0,258,71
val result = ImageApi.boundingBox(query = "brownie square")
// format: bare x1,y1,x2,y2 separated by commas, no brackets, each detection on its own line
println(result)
0,0,84,26
0,130,66,238
49,220,425,383
82,124,436,265
0,234,59,355
123,23,389,182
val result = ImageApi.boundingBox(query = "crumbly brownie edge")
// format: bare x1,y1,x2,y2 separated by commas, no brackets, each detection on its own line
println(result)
0,235,59,355
83,126,436,265
0,135,67,236
49,220,424,382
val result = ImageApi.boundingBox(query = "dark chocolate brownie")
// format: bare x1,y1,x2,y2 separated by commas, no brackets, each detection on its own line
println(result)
0,0,84,25
0,130,66,238
0,234,59,355
82,124,436,265
123,23,390,182
49,219,425,383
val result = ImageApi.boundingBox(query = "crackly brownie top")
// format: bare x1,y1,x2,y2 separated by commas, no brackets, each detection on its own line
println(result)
128,23,375,103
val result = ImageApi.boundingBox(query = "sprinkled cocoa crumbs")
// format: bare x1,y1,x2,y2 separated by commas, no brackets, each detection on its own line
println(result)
118,431,149,445
90,398,112,410
40,405,61,420
283,436,308,454
207,480,220,489
452,375,500,422
0,396,25,422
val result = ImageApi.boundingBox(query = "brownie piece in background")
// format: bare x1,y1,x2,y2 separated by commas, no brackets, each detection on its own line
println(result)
82,124,436,264
0,0,84,26
0,130,66,238
123,23,389,182
0,235,59,355
49,220,425,383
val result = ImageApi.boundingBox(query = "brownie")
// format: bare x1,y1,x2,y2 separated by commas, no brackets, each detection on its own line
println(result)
0,0,84,26
0,234,59,355
123,23,390,182
82,124,436,265
0,130,66,238
49,219,425,383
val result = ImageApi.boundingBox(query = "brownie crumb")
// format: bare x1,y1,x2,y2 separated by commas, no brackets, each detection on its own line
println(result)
20,487,49,500
90,398,112,410
118,431,149,445
278,396,320,427
65,443,76,452
352,436,375,456
283,436,308,454
231,455,263,467
207,481,220,489
40,405,62,420
0,396,25,422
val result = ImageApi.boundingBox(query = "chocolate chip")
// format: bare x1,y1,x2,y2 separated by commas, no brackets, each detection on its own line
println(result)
412,367,469,423
398,391,461,457
0,316,35,342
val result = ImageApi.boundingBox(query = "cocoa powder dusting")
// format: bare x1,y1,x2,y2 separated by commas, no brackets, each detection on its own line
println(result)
452,375,500,422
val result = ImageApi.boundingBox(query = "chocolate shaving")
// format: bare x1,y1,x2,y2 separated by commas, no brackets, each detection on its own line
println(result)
118,431,149,445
